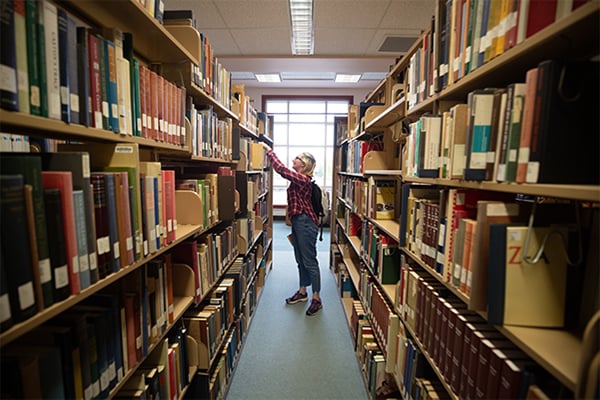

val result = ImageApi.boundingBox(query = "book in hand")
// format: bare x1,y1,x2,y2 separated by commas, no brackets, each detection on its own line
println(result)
488,224,568,327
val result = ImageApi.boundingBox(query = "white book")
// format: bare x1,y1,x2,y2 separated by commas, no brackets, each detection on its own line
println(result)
41,0,61,120
116,57,132,134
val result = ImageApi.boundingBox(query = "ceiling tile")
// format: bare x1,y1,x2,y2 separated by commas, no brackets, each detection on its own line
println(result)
380,0,435,30
164,0,226,29
314,0,390,28
230,28,293,56
213,0,290,29
315,29,377,55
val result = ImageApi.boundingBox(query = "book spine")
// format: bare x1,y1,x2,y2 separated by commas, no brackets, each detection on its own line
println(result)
91,175,111,279
96,34,109,130
87,31,103,128
0,0,18,111
35,0,48,117
43,188,71,302
42,0,60,120
76,26,90,127
57,7,70,123
73,190,91,290
42,171,81,295
24,0,40,115
66,13,79,124
0,175,38,322
104,39,119,132
14,0,29,114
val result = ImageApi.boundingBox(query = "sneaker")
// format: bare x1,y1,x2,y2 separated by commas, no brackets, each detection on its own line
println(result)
305,299,322,316
286,291,308,304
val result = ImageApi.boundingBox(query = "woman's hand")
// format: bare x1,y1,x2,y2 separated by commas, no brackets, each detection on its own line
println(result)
261,141,272,152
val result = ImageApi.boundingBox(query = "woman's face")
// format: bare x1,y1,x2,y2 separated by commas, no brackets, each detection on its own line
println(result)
292,155,306,173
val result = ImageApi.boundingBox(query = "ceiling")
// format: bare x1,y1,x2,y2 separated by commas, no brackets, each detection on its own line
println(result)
162,0,436,89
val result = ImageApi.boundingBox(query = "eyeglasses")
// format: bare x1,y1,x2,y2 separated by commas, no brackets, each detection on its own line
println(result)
294,156,305,163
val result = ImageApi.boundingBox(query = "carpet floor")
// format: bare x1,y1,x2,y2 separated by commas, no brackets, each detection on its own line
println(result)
225,221,368,400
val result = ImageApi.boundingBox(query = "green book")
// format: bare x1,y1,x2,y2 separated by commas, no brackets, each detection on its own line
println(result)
96,34,110,130
131,58,142,137
24,0,40,115
0,154,53,307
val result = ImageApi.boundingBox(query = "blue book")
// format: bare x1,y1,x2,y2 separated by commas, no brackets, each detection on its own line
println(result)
57,7,70,123
104,39,119,132
92,172,121,273
73,190,91,290
153,176,161,250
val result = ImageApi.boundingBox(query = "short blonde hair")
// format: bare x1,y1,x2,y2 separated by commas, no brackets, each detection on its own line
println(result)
297,152,316,176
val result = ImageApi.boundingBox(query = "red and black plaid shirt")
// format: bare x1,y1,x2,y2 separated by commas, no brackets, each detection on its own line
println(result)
266,150,318,225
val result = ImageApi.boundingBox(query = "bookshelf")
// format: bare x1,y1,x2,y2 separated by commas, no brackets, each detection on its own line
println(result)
331,1,599,398
0,0,272,398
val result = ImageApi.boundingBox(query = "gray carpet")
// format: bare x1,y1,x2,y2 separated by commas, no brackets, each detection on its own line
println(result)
226,221,368,400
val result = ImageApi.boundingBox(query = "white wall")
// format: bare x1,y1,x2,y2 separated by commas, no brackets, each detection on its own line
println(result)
243,87,375,112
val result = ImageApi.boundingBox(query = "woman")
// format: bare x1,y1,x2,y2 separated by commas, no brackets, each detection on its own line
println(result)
261,142,322,316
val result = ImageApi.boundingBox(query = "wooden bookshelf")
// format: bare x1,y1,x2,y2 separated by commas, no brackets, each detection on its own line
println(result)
330,1,599,398
0,1,273,398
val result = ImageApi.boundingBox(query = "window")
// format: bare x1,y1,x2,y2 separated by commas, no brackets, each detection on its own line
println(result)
263,96,351,206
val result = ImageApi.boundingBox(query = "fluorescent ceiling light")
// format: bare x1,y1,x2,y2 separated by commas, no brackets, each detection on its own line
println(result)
335,74,362,83
281,71,336,80
231,71,256,80
289,0,314,55
255,73,281,83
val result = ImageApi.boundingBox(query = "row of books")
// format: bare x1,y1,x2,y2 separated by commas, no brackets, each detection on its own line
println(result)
162,10,233,111
405,59,599,185
0,147,181,329
187,103,234,159
360,222,401,285
1,0,188,146
231,83,259,133
352,301,389,400
408,0,588,108
394,260,547,399
0,257,180,400
172,227,238,306
401,185,573,327
339,139,385,175
114,328,193,400
0,133,30,152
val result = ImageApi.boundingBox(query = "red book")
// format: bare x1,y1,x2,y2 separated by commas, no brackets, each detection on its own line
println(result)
42,171,81,295
525,0,557,38
157,74,165,142
112,171,134,267
515,67,539,183
152,70,160,141
87,32,103,128
139,66,147,139
123,292,139,367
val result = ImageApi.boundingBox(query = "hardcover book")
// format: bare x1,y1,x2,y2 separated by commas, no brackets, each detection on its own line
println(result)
0,0,18,111
0,175,38,322
488,224,568,327
43,188,71,302
42,171,81,295
0,154,54,306
41,151,99,284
